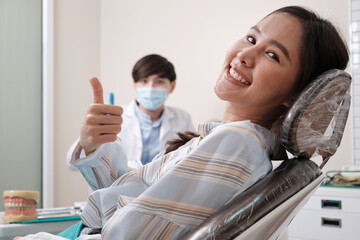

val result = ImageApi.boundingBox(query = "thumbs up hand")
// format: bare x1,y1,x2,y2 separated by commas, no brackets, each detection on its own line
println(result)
80,77,123,155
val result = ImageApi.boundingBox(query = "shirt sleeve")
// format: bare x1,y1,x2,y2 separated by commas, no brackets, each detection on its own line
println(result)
69,140,128,191
88,124,273,239
65,138,82,172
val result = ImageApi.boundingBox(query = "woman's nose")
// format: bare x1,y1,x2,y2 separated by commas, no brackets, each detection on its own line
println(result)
236,47,256,67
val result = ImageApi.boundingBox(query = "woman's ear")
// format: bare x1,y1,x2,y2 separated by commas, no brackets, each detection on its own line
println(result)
282,95,296,108
282,100,292,108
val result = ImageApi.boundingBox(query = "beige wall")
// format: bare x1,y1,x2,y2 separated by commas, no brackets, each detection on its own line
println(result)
54,0,352,206
54,0,100,206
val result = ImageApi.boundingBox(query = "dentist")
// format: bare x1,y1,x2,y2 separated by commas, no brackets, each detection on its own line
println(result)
67,54,194,171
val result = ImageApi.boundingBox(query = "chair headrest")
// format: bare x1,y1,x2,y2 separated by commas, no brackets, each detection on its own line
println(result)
280,69,351,159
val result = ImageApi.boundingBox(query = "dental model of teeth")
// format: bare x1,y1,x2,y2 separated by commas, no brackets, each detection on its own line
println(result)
3,190,39,223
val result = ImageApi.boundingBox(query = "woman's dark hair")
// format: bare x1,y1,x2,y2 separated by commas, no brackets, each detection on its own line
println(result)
165,131,200,154
273,6,349,93
132,54,176,82
165,6,349,154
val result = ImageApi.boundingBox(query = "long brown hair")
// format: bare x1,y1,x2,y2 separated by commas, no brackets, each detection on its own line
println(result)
165,131,200,154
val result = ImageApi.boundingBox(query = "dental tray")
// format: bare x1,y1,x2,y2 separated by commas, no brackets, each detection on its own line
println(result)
11,207,82,224
37,206,82,219
13,215,81,224
10,203,85,224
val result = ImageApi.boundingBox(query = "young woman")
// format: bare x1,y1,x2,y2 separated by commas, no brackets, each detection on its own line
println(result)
18,5,348,240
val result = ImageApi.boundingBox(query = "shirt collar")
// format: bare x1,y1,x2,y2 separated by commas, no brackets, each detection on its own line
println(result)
134,101,164,127
197,122,224,137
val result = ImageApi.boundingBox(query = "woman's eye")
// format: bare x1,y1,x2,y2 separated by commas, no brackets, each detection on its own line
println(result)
267,52,280,62
246,36,256,44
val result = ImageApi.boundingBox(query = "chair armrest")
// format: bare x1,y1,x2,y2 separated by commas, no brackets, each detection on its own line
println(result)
184,158,322,240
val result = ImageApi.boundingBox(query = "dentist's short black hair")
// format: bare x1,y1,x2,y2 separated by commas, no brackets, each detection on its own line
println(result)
132,54,176,82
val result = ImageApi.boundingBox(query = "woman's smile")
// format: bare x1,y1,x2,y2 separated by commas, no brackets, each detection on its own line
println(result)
229,67,251,86
214,12,303,125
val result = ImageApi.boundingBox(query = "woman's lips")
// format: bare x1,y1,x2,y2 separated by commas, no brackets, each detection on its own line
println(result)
224,67,251,87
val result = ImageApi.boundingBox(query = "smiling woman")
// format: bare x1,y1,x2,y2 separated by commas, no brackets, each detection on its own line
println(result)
17,5,350,240
50,0,354,210
214,12,303,129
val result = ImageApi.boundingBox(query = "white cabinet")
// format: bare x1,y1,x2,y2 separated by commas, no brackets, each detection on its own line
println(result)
288,186,360,240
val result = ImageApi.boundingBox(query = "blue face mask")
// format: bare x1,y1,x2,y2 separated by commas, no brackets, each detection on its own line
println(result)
136,88,168,111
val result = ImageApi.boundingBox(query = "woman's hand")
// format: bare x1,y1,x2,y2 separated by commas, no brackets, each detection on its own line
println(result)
80,77,123,155
13,237,23,240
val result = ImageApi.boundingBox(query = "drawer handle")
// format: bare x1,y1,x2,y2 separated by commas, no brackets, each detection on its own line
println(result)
321,199,342,209
321,217,342,228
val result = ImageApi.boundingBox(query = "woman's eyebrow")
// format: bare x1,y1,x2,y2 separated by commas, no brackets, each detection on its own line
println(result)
251,25,291,61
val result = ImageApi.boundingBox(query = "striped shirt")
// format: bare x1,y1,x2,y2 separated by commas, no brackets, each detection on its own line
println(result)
21,121,280,240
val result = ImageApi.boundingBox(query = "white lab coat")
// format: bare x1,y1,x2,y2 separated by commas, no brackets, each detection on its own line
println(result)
67,100,194,170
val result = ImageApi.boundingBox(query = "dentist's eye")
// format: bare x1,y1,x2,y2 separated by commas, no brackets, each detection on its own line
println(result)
156,80,165,85
246,36,256,44
267,51,279,62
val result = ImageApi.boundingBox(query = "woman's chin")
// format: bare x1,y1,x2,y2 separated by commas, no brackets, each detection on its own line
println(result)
214,78,235,101
213,82,225,100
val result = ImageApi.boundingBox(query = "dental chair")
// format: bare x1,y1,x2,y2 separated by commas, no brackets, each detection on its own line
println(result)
184,69,352,240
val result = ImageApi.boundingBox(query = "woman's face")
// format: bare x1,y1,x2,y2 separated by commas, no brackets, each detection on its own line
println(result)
214,12,303,125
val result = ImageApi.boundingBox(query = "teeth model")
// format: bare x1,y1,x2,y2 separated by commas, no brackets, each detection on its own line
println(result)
3,190,39,223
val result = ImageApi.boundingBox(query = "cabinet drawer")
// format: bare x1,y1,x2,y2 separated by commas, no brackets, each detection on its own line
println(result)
303,195,360,214
288,209,360,240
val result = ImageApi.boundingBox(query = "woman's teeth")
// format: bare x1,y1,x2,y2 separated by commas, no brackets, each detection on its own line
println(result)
230,68,251,85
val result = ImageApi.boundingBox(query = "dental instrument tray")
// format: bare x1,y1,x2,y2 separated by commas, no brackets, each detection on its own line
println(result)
37,206,82,219
10,207,82,224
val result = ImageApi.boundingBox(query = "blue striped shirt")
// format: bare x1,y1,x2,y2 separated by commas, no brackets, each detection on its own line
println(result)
134,102,164,165
21,121,281,240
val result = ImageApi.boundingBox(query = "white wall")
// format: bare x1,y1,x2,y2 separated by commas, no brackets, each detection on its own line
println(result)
54,0,100,206
54,0,352,206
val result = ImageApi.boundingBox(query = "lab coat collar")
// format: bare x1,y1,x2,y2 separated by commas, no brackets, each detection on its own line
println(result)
123,100,137,118
123,100,174,144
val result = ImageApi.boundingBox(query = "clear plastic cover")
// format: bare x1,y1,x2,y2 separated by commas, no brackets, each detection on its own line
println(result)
280,69,352,159
184,69,351,240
